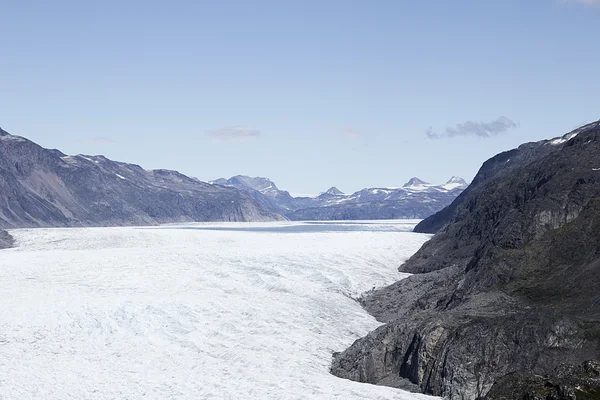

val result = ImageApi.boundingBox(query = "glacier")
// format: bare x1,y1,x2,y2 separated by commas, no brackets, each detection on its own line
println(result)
0,221,437,399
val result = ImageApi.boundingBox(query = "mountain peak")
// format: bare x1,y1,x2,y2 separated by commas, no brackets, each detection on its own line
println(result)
403,177,430,187
325,187,344,196
210,178,229,186
446,176,467,185
0,127,10,136
227,176,279,192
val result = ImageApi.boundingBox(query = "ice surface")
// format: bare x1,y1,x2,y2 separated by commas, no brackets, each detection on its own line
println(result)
403,185,437,192
549,132,579,146
440,183,462,191
0,134,27,142
78,155,99,163
0,221,436,399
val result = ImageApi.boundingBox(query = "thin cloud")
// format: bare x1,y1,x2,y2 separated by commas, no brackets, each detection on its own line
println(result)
560,0,600,7
207,126,261,142
426,117,518,140
81,137,115,144
338,128,361,139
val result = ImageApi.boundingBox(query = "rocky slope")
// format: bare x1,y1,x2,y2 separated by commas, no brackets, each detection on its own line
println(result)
331,120,600,399
485,361,600,400
210,175,299,212
0,127,283,229
324,187,344,196
0,229,13,249
213,175,468,220
413,129,586,234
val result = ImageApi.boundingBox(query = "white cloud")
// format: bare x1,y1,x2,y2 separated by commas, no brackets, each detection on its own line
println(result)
338,128,361,139
560,0,600,7
206,126,261,142
426,117,518,140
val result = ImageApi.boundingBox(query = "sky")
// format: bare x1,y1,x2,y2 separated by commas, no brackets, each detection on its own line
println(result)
1,0,599,195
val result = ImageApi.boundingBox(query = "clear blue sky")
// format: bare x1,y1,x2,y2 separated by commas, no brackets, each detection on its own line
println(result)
1,0,599,195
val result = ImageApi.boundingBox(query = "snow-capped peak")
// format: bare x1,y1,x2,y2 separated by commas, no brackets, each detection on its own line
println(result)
0,127,27,142
213,175,279,193
443,176,468,190
446,176,467,185
403,177,430,187
325,187,344,196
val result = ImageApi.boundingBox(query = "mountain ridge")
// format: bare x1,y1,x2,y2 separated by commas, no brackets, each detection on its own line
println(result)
324,187,344,196
0,128,284,230
403,177,430,187
331,120,600,399
212,175,469,220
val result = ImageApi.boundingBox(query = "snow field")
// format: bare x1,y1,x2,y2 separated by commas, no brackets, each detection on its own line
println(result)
0,221,436,400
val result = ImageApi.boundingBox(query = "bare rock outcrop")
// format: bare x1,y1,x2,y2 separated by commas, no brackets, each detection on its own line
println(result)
0,229,13,249
485,361,600,400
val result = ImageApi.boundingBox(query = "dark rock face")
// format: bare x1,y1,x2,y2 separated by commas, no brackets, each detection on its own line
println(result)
0,129,284,228
485,361,600,400
331,121,600,399
0,229,13,249
413,124,594,234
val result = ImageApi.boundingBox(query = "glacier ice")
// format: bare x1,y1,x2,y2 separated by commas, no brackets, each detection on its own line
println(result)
0,221,437,399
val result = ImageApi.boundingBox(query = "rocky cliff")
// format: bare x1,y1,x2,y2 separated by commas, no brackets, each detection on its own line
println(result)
0,128,283,228
331,120,600,399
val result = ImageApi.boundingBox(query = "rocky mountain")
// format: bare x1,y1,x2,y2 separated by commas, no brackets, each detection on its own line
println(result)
331,120,600,399
324,187,344,196
444,176,468,190
212,175,468,220
0,127,283,230
287,177,468,220
210,175,299,212
412,134,579,234
403,177,429,187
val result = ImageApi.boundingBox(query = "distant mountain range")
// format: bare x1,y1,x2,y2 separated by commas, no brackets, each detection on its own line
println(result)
0,126,468,233
0,127,283,229
210,175,468,220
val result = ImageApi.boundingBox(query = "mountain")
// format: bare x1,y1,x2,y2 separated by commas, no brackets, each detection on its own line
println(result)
209,175,299,212
413,130,584,235
444,176,468,190
0,128,283,230
403,177,430,187
324,187,344,196
213,175,469,221
286,177,468,221
212,175,278,195
331,120,600,399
